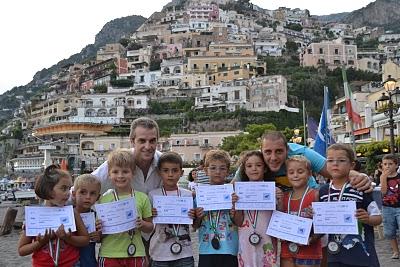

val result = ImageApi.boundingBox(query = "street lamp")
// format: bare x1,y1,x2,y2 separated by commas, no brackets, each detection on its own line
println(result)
29,133,62,168
377,75,400,154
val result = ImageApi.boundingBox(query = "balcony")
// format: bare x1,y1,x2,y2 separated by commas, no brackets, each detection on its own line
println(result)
200,143,213,149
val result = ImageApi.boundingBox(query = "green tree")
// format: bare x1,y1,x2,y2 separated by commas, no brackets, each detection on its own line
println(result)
220,133,259,156
110,79,134,87
11,122,23,140
150,58,162,71
285,41,299,54
245,123,276,140
285,23,303,32
93,85,107,93
119,38,130,47
220,123,276,155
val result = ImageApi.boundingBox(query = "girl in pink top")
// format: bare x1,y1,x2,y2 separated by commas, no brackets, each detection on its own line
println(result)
236,151,283,267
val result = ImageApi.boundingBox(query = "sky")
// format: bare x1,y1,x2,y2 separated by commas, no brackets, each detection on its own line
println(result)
0,0,374,95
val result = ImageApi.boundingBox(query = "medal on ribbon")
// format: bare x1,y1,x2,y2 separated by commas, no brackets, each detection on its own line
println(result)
113,189,137,256
287,186,309,254
48,237,60,267
162,187,183,255
326,182,348,255
246,210,261,246
208,211,221,250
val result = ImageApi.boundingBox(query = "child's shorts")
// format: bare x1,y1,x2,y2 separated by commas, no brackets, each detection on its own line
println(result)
98,256,145,267
382,206,400,239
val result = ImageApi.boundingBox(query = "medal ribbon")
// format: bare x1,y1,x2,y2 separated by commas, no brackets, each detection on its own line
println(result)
328,182,348,202
328,182,349,243
287,186,309,216
113,189,136,240
161,187,181,238
48,238,60,267
246,210,258,231
113,188,134,201
208,211,221,235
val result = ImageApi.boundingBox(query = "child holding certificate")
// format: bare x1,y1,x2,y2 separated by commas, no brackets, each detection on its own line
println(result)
98,148,153,266
148,151,196,267
380,154,400,259
320,144,381,267
280,156,322,267
193,150,242,267
236,150,280,267
18,165,89,267
72,174,102,267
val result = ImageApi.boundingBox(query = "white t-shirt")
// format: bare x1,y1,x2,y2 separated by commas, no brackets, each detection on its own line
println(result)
92,149,162,195
148,187,194,261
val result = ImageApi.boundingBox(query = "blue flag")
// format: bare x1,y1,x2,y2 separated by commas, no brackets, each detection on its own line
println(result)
307,116,318,140
314,86,334,157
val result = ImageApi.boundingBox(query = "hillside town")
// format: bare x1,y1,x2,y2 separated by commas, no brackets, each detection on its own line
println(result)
2,1,400,267
0,0,400,186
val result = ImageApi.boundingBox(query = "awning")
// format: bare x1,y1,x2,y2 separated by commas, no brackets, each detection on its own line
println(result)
354,128,370,136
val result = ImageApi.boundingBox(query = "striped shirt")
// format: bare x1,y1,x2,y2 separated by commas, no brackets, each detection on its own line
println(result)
196,170,209,185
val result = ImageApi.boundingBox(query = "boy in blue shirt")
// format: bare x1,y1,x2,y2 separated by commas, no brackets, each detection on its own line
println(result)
194,150,242,267
72,174,102,267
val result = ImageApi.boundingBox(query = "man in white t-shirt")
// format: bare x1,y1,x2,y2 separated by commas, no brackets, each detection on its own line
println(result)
92,117,162,194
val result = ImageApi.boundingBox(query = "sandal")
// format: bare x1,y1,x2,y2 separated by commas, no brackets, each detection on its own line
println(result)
391,253,399,259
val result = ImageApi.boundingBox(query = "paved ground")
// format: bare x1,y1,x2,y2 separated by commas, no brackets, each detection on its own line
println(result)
1,228,398,267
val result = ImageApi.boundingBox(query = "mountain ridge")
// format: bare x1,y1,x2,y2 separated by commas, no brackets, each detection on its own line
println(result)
317,0,400,31
0,15,146,118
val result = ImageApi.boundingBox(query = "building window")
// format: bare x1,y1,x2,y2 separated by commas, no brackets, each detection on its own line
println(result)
234,71,239,75
137,100,142,105
194,153,201,161
319,48,324,54
223,73,228,76
234,90,240,100
335,48,339,54
140,76,144,82
110,143,115,150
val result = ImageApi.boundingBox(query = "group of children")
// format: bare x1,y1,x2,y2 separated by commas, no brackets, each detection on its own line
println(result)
17,143,385,267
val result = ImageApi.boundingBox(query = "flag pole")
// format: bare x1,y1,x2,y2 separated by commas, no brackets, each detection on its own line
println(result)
303,100,307,146
342,65,359,154
349,118,356,156
324,86,329,153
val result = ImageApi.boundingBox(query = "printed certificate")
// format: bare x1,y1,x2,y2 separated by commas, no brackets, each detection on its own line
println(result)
80,212,96,233
312,201,358,234
25,205,76,237
95,197,136,234
235,182,276,210
153,195,193,224
266,210,313,245
195,184,234,211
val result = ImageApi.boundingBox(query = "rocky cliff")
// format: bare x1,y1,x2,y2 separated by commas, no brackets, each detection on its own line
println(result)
341,0,400,31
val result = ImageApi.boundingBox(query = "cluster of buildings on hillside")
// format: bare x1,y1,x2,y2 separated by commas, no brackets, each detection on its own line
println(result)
2,0,400,179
